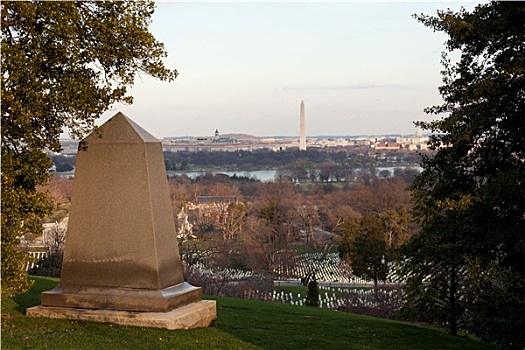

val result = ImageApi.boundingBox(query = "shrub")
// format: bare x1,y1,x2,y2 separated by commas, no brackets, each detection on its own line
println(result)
305,277,320,307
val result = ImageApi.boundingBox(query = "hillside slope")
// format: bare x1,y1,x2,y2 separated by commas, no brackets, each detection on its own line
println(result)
1,276,494,350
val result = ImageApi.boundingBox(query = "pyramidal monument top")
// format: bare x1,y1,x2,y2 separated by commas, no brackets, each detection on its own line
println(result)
84,112,158,143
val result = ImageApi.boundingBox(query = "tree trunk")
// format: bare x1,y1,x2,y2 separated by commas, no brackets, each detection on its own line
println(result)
449,264,458,336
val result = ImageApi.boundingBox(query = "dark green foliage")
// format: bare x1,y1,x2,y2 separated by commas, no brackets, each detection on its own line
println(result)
1,1,175,296
341,215,390,287
468,268,525,350
399,251,472,335
49,154,76,173
305,277,320,307
28,253,63,278
339,210,410,296
55,163,74,172
1,149,53,296
404,2,525,347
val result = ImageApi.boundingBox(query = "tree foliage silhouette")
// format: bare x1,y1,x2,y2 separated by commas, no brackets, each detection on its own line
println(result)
403,2,525,346
1,1,176,296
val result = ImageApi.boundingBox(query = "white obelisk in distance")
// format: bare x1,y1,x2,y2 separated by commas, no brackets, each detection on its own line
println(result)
299,100,306,151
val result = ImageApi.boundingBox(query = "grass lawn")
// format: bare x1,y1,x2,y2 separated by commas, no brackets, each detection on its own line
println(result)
1,276,495,350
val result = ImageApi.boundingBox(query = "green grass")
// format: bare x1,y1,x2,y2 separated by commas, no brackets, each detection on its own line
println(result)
1,276,495,350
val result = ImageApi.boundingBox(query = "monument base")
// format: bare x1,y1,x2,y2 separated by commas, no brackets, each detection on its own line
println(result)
26,300,216,330
41,282,201,312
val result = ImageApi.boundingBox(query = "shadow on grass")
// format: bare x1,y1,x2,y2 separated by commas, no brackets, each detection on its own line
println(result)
10,276,59,315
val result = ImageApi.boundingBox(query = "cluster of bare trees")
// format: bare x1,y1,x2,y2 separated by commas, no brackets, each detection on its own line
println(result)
41,177,74,206
168,169,417,293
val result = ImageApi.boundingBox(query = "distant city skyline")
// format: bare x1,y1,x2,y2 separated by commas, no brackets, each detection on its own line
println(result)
92,2,480,138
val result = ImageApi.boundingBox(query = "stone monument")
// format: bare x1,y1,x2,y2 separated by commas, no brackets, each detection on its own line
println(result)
27,112,216,329
299,100,306,151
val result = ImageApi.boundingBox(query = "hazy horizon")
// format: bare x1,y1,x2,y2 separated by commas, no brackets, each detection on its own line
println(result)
61,129,428,141
85,2,480,139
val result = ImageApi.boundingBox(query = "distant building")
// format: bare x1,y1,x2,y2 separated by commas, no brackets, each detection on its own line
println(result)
210,129,237,144
374,142,402,150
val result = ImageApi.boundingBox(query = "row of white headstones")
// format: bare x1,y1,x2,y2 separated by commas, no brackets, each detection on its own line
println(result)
241,286,398,309
275,252,401,283
195,252,401,284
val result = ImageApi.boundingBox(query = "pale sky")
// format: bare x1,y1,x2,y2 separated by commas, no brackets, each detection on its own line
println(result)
99,1,480,138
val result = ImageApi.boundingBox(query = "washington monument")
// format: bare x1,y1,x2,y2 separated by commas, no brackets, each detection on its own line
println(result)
299,100,306,151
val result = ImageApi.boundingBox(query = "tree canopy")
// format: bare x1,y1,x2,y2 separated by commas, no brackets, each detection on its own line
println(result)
1,1,176,296
403,1,525,347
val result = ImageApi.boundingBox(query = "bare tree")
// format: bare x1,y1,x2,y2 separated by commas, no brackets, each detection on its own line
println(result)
42,176,74,205
297,204,320,252
29,222,67,277
44,222,66,256
221,202,246,241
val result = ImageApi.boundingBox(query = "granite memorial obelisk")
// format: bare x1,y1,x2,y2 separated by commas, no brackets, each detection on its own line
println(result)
27,112,216,329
